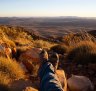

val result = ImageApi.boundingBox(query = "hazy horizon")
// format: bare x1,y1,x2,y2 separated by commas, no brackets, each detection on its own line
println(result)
0,0,96,17
0,16,96,18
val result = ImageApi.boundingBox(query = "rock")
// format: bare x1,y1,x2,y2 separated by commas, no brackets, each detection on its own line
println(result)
67,75,94,91
4,47,12,56
56,70,67,91
19,48,42,73
20,62,28,73
88,64,96,71
10,79,38,91
23,87,38,91
19,48,42,63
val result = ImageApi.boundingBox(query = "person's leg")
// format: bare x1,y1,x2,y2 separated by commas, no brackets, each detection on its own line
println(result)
38,50,63,91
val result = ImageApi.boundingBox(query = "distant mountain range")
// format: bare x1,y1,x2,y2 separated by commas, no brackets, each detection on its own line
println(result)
0,17,96,37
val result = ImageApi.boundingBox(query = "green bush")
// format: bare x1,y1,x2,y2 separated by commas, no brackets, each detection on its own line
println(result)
67,41,96,64
50,44,68,55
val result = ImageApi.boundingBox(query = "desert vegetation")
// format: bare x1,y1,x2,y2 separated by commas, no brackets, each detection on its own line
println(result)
0,57,25,79
33,40,55,49
67,41,96,64
50,44,68,55
0,25,96,90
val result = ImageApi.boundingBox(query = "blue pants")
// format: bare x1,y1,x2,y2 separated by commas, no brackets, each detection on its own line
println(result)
38,62,63,91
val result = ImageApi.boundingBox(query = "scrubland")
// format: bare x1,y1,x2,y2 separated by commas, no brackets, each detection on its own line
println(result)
0,25,96,91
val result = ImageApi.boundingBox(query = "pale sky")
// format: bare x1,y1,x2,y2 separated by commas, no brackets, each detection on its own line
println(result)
0,0,96,17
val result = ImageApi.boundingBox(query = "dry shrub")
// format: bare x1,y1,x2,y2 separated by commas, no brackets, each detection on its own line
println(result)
0,32,16,47
67,41,96,64
50,44,68,55
0,57,25,80
1,26,32,40
0,72,11,91
3,37,16,47
0,72,10,85
15,38,33,46
0,25,33,48
63,32,95,46
33,40,54,49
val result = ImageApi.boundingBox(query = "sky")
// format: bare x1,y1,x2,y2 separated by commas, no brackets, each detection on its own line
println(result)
0,0,96,17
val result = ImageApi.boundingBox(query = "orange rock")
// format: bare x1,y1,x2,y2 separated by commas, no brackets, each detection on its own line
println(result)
68,75,94,91
10,79,38,91
4,47,12,56
20,48,42,63
19,48,42,73
56,70,67,91
23,87,38,91
19,48,68,91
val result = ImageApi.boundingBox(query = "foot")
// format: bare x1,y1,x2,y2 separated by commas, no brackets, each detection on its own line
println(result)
39,50,48,64
49,52,59,72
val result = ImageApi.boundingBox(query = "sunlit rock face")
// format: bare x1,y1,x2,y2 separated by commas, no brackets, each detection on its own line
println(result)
19,48,42,74
67,75,94,91
56,70,67,91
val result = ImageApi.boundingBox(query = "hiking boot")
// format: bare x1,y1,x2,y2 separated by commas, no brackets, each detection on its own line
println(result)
39,50,48,64
49,52,59,72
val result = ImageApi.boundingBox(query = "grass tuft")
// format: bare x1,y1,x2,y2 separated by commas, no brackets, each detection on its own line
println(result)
0,57,25,80
67,41,96,64
50,44,68,55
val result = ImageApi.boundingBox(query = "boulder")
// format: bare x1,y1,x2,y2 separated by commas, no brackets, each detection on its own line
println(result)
0,44,12,59
0,44,4,56
4,47,12,56
23,87,38,91
19,48,42,73
10,79,38,91
19,48,67,91
19,48,42,63
56,70,67,91
67,75,94,91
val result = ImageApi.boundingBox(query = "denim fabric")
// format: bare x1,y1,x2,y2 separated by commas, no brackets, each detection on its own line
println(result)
38,62,63,91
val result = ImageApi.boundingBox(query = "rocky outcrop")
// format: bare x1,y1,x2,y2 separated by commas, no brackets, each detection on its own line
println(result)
67,75,94,91
23,87,38,91
56,70,67,91
19,48,42,74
